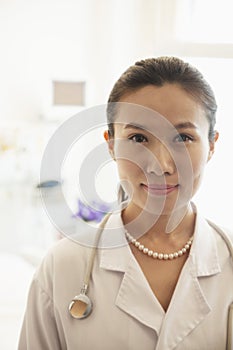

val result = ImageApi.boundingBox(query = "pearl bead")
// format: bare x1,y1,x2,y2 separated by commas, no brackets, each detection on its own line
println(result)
125,230,193,261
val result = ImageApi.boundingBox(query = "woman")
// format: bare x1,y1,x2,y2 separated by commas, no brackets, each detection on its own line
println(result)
19,57,233,349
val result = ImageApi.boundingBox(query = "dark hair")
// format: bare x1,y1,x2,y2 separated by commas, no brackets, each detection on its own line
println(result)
107,56,217,141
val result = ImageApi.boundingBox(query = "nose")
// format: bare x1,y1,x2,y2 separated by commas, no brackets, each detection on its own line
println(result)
146,141,176,176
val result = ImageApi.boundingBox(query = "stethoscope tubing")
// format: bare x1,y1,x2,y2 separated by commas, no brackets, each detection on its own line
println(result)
82,212,112,292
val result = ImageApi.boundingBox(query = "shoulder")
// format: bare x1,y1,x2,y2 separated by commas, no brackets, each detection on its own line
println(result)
206,219,233,241
38,237,92,270
206,219,233,262
33,237,93,298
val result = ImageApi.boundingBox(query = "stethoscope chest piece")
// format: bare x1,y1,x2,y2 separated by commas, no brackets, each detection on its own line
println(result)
69,293,93,319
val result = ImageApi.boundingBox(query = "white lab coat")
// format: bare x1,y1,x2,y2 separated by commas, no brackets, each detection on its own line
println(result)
18,207,233,350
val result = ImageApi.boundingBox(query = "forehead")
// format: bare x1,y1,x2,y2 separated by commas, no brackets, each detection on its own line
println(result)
113,84,207,131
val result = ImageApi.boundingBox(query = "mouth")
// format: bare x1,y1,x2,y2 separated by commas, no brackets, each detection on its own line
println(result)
141,184,179,196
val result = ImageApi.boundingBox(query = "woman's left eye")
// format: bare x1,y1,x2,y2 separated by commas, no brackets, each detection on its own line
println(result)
174,134,193,143
129,134,148,143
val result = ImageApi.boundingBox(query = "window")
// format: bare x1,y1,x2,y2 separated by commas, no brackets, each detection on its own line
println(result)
176,0,233,44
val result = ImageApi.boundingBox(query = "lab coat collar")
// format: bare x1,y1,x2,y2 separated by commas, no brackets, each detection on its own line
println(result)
99,205,221,345
189,206,221,277
99,210,130,272
99,205,221,277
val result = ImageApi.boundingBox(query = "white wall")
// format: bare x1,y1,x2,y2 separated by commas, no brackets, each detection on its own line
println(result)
0,0,232,237
0,0,159,122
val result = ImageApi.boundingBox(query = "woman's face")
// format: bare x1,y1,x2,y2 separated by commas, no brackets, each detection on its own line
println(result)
107,84,217,216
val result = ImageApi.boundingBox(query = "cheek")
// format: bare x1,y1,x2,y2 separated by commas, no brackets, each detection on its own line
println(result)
173,143,209,188
116,159,144,178
187,145,210,187
116,160,145,198
114,139,149,168
192,144,209,173
192,158,206,176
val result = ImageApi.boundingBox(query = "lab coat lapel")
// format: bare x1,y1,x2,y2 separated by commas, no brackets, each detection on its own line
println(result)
156,258,211,349
115,256,165,335
156,210,221,349
100,238,165,335
100,213,165,335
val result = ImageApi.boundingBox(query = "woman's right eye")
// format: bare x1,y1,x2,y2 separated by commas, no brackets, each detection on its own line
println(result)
129,134,148,143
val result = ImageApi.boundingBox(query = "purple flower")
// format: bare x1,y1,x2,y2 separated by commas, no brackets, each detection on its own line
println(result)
73,199,110,222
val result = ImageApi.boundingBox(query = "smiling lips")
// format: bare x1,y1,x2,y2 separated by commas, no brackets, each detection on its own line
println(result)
142,184,179,196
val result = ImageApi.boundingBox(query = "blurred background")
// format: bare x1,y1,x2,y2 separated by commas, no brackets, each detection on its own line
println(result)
0,0,233,348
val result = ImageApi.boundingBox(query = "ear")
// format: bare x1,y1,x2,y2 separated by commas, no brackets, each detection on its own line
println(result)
208,131,219,161
103,130,115,160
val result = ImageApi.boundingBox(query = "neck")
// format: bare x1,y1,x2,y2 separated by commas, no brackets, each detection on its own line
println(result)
122,202,196,241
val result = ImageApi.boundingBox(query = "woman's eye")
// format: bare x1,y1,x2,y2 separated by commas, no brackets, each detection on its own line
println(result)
129,134,148,143
174,133,193,143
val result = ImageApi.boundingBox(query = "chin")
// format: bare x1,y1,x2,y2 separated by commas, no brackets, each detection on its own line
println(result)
138,195,191,216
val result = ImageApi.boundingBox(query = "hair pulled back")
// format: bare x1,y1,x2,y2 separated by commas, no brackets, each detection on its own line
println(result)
107,57,217,141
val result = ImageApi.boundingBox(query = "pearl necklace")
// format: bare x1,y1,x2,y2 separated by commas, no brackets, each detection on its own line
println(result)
125,230,194,260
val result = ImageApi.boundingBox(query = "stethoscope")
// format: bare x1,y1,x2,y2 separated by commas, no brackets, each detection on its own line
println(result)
68,213,111,320
68,214,233,349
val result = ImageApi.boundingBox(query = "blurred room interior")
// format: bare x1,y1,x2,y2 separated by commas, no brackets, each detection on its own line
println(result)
0,0,233,348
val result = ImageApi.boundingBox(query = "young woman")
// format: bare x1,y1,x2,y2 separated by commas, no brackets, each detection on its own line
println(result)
19,57,233,350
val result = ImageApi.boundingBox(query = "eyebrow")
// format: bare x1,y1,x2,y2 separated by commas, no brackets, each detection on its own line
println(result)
174,122,198,130
123,123,148,130
123,122,198,131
